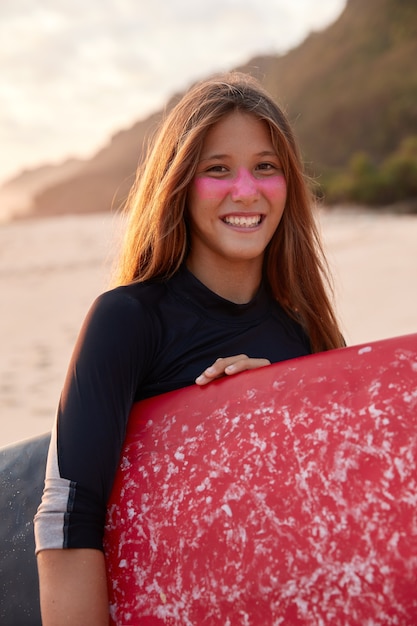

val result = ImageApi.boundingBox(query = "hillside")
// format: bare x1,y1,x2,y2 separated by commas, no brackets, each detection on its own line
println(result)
246,0,417,171
0,159,85,222
20,0,417,217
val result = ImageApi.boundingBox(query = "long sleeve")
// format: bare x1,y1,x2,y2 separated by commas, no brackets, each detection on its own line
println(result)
34,288,155,552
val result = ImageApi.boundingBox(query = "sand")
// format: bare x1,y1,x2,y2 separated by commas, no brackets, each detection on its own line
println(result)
1,208,416,448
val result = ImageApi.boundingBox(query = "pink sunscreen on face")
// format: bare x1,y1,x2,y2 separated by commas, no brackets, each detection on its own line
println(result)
194,168,286,203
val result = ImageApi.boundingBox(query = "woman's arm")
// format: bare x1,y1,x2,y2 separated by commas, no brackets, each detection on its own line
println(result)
37,549,109,626
34,291,156,623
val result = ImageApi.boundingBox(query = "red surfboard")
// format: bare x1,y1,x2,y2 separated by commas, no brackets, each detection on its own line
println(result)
104,334,417,625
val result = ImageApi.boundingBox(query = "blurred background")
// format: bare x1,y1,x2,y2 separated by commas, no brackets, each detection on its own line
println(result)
0,0,346,193
1,0,416,446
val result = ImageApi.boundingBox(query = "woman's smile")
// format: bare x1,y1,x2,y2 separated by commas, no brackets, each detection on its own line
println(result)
221,213,264,228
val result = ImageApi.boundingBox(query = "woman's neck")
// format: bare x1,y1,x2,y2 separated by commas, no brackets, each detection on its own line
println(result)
186,258,263,304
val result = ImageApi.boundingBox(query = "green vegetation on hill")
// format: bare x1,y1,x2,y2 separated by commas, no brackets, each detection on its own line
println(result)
32,0,417,216
241,0,417,209
319,136,417,208
280,0,415,165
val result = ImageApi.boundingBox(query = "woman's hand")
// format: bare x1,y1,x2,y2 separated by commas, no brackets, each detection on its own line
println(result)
195,354,271,386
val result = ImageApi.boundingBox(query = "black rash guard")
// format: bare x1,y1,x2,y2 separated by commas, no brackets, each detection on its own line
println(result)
34,266,311,553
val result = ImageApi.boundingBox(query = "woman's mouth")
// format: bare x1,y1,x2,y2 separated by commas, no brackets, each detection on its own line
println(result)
222,215,263,228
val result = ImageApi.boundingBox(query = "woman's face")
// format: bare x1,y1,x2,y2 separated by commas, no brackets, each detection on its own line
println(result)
187,111,287,278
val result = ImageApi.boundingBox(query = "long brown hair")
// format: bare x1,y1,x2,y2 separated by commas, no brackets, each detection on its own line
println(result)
113,72,344,352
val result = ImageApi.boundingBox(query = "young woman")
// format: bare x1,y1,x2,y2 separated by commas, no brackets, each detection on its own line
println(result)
34,71,344,624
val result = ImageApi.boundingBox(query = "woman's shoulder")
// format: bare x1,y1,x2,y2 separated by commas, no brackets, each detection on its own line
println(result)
96,279,169,310
82,281,170,336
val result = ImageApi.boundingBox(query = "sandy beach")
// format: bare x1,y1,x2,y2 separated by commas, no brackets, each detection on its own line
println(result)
1,208,416,448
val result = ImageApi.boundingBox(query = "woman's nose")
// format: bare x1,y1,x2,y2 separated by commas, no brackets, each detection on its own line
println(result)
230,168,260,204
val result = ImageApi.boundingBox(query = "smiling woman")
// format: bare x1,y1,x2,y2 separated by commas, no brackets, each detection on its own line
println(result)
34,72,345,625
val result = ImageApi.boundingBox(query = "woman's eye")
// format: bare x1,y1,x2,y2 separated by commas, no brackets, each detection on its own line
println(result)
257,162,276,172
206,165,227,173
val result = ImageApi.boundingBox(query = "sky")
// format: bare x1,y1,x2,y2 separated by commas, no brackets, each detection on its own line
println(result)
0,0,346,186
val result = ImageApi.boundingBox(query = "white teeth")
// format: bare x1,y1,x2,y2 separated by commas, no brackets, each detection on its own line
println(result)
223,215,262,227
